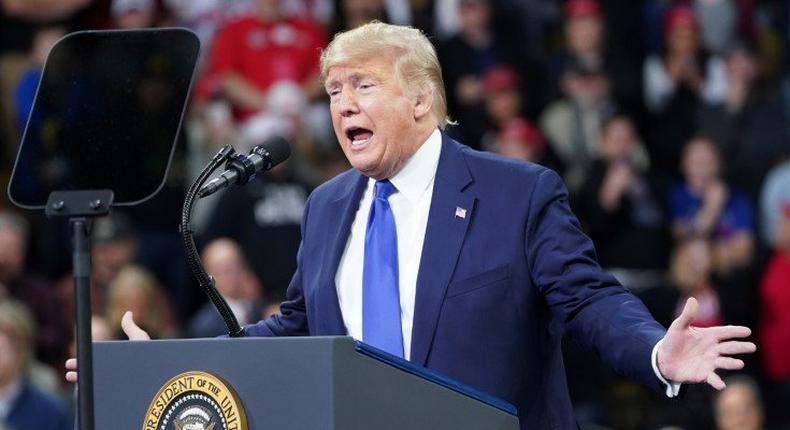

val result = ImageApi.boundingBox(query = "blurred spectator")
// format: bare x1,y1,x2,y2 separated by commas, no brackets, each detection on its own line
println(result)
758,202,790,385
578,115,668,289
548,0,636,105
0,300,68,430
643,5,727,175
56,213,138,320
481,66,523,130
669,238,722,328
669,137,754,275
437,0,529,148
693,0,737,55
329,0,389,35
759,159,790,247
713,375,764,430
492,118,549,166
106,265,178,339
0,210,69,369
12,26,64,131
200,165,310,303
111,0,156,29
644,5,727,112
698,42,789,203
540,60,616,193
163,0,255,65
188,238,265,338
562,0,605,72
196,0,326,122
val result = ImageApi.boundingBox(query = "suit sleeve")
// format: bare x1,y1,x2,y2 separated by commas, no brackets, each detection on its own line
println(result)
526,169,667,390
243,194,312,337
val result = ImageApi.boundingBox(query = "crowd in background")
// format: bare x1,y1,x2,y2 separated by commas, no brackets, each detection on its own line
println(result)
0,0,789,429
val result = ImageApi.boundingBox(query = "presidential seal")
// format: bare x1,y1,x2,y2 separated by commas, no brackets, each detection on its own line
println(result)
143,371,247,430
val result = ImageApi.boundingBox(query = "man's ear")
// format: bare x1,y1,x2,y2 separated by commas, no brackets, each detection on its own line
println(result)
413,87,434,120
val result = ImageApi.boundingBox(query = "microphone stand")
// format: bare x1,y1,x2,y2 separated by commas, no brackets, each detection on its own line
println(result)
180,144,245,337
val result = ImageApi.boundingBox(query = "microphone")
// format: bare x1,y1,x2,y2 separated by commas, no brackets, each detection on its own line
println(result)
198,137,291,198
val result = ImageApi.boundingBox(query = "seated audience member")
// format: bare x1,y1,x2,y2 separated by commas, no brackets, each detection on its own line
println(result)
0,300,68,430
0,211,69,369
540,59,616,194
669,137,754,274
188,238,268,338
698,42,789,203
106,266,177,339
713,375,764,430
758,202,790,385
669,239,722,328
578,115,668,289
643,5,727,175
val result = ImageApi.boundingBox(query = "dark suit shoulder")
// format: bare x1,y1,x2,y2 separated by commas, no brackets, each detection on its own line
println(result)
452,140,556,185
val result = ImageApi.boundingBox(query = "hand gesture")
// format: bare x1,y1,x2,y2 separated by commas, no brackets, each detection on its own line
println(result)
65,311,150,383
657,298,756,390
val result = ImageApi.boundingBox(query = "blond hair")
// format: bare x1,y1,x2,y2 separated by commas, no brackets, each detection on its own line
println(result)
0,300,36,368
320,21,453,129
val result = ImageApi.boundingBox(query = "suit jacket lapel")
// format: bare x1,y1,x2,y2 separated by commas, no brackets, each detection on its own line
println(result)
315,171,368,335
410,135,476,365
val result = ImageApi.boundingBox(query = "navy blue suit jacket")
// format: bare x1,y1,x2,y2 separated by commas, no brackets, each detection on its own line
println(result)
246,134,667,429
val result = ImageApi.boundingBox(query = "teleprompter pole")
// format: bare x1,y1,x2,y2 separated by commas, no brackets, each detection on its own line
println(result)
46,190,114,430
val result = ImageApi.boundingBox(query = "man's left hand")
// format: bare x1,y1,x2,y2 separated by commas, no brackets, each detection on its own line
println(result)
657,297,756,390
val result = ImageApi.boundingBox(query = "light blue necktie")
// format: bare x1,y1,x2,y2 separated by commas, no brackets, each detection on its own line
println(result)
362,180,404,358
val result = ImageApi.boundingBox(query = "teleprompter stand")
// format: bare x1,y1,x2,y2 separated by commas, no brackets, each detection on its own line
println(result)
7,27,200,430
45,190,114,430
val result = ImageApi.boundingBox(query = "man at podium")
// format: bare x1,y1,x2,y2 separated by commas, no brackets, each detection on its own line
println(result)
70,22,755,429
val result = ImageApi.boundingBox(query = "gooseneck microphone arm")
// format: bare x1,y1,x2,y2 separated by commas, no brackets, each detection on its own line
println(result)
180,144,245,337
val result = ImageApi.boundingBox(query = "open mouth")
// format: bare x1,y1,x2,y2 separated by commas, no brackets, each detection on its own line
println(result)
345,126,373,146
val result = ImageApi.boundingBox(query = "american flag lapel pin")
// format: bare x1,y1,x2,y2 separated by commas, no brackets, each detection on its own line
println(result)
454,207,467,219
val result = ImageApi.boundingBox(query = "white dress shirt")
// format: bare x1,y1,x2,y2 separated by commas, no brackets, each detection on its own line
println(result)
335,128,442,360
333,127,679,395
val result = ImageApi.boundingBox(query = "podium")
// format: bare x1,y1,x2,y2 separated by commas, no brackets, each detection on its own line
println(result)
93,336,519,429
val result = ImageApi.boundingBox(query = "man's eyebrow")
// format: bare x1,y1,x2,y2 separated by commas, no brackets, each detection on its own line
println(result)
326,73,378,89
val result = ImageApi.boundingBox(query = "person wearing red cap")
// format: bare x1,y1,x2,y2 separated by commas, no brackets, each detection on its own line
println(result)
643,5,728,175
493,117,546,164
563,0,604,72
481,66,522,128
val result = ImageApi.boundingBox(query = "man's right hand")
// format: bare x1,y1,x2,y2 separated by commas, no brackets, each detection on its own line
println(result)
65,311,150,383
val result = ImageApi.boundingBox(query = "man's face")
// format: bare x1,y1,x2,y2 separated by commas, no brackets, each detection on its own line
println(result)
326,55,423,180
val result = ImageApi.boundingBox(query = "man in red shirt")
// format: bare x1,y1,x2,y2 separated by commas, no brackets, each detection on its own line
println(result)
196,0,326,122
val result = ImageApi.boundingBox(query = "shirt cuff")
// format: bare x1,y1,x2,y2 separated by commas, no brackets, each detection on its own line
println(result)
652,338,682,398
